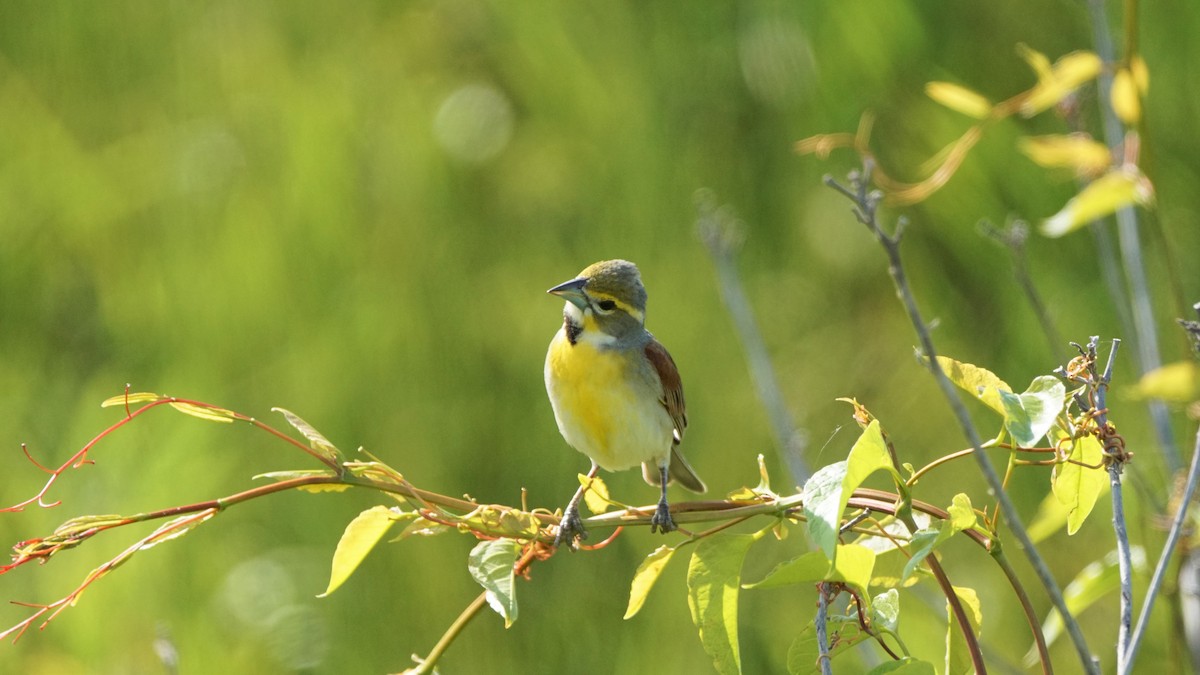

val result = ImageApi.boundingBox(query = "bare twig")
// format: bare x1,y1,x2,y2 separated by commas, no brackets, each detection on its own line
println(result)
826,162,1099,674
697,191,810,483
1122,308,1200,673
1084,0,1180,473
815,583,834,675
980,220,1065,362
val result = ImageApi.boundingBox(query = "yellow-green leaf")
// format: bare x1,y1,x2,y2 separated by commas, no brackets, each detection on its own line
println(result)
946,586,983,675
100,391,162,407
688,533,757,675
827,543,876,597
254,469,338,483
579,473,611,514
139,510,216,550
998,376,1066,447
743,550,830,590
804,421,899,562
1020,48,1102,116
1052,435,1107,534
1130,55,1150,93
1130,360,1200,402
297,483,353,493
1042,168,1155,237
1018,134,1112,176
867,659,936,675
625,545,676,619
1027,490,1071,544
787,620,868,674
926,81,992,119
468,538,521,628
273,407,342,462
1111,67,1141,125
1016,43,1052,79
169,401,236,423
319,506,397,597
946,493,977,531
933,356,1011,415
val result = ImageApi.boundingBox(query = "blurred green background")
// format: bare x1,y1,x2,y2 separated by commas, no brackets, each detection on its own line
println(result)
2,1,1199,673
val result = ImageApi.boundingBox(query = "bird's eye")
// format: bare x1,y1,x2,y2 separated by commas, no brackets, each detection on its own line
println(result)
596,300,617,312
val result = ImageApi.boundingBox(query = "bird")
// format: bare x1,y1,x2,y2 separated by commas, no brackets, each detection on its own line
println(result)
544,259,705,548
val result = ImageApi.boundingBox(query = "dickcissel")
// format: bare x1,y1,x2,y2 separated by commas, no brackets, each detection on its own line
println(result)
544,259,705,548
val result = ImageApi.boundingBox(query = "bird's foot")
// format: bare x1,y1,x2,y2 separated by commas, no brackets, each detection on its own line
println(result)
649,499,676,534
554,505,588,550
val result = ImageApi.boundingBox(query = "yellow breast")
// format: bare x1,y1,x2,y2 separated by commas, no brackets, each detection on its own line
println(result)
545,329,673,472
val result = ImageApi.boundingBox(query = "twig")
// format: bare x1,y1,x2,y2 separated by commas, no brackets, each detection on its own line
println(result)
826,162,1099,674
980,220,1065,363
697,190,810,483
1093,338,1134,669
1084,0,1180,473
1122,311,1200,672
815,582,834,675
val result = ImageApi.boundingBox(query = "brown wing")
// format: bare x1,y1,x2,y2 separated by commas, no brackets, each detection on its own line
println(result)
643,339,706,493
644,338,687,441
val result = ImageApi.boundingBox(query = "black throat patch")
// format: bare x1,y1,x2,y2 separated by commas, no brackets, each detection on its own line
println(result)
564,315,582,345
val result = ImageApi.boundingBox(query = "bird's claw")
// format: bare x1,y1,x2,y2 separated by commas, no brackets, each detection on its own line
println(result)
649,499,676,534
554,506,588,550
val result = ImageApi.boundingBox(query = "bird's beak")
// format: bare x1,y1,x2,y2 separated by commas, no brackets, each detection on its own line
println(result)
547,277,589,310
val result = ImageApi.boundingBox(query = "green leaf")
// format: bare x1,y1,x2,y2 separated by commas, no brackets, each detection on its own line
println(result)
902,494,975,582
845,420,898,489
100,391,163,407
319,506,397,597
1027,490,1071,543
743,551,830,590
468,539,521,628
579,473,611,515
254,469,338,482
394,514,451,539
933,356,1011,415
170,401,236,423
804,421,898,560
867,658,936,675
999,376,1066,447
786,620,867,674
687,533,757,675
828,544,876,597
1052,435,1107,534
802,461,849,560
1033,547,1146,660
273,407,343,463
870,588,901,633
945,586,983,675
625,545,676,619
946,493,977,531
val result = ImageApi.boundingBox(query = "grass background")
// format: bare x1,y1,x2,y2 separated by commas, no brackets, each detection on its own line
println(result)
2,1,1198,672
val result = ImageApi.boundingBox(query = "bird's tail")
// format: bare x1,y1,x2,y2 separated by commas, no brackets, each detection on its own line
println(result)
642,447,706,493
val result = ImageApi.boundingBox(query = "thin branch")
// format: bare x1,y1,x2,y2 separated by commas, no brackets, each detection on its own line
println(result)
697,190,810,483
826,162,1099,674
980,220,1065,363
1085,0,1180,473
815,583,834,675
1123,309,1200,673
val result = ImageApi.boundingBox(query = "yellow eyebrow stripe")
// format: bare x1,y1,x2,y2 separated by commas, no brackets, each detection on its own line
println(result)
588,292,644,323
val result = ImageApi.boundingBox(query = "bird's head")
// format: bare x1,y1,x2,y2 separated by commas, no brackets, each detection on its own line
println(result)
548,259,648,341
